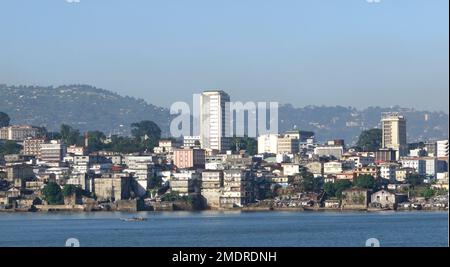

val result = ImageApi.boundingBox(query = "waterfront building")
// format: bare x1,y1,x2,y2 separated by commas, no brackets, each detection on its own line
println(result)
170,170,201,196
93,173,132,202
200,170,223,208
220,169,254,208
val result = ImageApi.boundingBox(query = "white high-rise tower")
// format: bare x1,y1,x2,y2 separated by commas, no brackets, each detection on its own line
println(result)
200,90,231,152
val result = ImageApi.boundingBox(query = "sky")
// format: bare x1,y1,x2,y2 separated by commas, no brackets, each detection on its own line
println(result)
0,0,448,112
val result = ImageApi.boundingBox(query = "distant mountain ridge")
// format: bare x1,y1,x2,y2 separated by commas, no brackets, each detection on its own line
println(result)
0,84,448,144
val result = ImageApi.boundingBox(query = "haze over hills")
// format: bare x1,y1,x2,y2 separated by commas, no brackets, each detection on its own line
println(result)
0,84,448,144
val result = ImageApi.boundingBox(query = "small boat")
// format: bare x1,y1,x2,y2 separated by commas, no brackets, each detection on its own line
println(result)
120,217,147,222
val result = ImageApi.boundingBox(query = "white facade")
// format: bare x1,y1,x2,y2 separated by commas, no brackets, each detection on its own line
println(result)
379,163,398,181
183,135,201,148
381,113,407,159
257,134,278,154
323,161,343,175
437,140,449,158
400,158,426,176
314,146,344,159
200,91,231,152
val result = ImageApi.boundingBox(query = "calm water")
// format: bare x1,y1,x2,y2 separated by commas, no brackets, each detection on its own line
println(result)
0,211,447,247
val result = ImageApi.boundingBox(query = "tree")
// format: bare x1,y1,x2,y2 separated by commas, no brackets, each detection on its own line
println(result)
231,136,257,155
420,187,435,198
356,129,382,152
42,182,64,205
406,173,423,188
131,120,161,150
87,130,106,152
334,180,353,199
354,175,376,190
0,140,22,156
148,175,163,189
324,182,336,197
60,124,82,145
62,184,82,197
296,167,321,192
0,111,10,127
324,180,353,199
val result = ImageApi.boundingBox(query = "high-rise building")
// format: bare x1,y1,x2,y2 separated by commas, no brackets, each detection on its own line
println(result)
381,112,407,159
200,90,230,152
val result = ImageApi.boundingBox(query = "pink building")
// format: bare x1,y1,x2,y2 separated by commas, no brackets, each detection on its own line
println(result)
173,148,205,169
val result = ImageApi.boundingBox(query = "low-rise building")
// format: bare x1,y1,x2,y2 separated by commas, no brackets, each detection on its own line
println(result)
370,189,408,209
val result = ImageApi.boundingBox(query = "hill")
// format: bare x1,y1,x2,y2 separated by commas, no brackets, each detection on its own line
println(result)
0,84,448,144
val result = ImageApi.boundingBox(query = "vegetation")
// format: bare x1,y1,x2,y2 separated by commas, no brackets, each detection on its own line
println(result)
161,192,193,203
231,136,257,155
0,111,10,127
0,140,22,156
324,180,353,199
355,129,382,152
405,173,424,188
42,182,64,205
148,175,163,190
354,175,377,190
292,167,322,193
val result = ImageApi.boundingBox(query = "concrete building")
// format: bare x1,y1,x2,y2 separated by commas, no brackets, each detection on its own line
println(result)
67,145,86,156
173,148,205,169
341,188,370,210
399,158,426,176
93,173,132,202
347,156,375,168
200,90,231,152
395,167,416,182
355,166,379,178
323,161,343,175
125,156,154,197
282,163,300,176
200,170,223,208
40,140,67,166
374,148,397,162
424,141,437,157
381,112,407,159
257,134,278,154
277,136,299,154
220,169,254,208
22,137,46,157
437,140,449,158
170,170,201,196
0,125,39,141
183,136,201,149
314,146,344,159
379,162,398,181
371,190,408,209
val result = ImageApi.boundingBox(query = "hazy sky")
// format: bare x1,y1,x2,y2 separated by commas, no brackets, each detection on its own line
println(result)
0,0,448,112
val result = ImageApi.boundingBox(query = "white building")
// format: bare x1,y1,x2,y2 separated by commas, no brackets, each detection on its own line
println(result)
200,90,231,152
437,140,449,158
379,162,398,181
257,134,278,154
314,146,344,159
323,161,343,175
40,140,67,167
381,112,407,159
0,125,38,141
282,163,300,176
400,158,426,176
183,136,201,148
125,156,154,197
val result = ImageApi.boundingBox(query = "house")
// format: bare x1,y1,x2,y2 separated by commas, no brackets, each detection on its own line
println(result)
370,190,408,210
341,187,370,210
324,198,340,209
